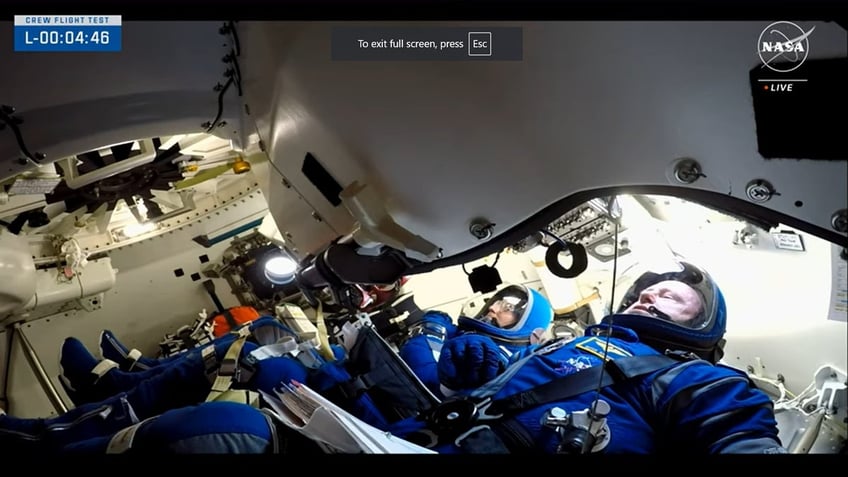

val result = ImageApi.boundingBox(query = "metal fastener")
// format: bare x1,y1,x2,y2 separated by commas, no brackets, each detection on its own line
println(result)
672,158,706,184
745,179,778,203
831,209,847,233
469,219,495,240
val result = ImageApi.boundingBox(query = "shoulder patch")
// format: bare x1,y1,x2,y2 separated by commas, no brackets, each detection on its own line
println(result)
575,336,633,360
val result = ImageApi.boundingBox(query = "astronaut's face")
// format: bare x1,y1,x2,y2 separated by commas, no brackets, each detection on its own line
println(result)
623,280,703,325
485,299,520,328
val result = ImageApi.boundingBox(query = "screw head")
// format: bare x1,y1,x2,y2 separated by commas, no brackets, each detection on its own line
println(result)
831,209,847,233
672,158,704,184
745,179,777,203
469,219,495,240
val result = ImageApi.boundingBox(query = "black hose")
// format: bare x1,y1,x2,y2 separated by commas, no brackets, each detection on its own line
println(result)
228,21,240,56
205,76,234,133
230,52,243,97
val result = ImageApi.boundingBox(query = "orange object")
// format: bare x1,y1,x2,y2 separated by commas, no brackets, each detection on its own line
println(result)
210,306,261,337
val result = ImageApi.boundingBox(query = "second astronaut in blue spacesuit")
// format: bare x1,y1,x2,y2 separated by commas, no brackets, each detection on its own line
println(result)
399,283,554,399
390,261,787,454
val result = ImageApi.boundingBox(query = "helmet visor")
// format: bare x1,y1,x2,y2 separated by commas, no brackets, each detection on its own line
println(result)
472,285,529,329
616,261,718,331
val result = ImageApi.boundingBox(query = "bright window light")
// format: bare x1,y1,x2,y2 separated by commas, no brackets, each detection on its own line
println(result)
264,255,297,284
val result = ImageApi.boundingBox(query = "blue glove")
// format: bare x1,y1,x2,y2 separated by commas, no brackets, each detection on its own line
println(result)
399,310,457,398
437,334,508,392
417,310,458,336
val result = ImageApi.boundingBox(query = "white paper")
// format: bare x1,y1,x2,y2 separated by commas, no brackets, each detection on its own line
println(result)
260,382,437,454
260,389,354,453
248,339,298,360
828,244,847,322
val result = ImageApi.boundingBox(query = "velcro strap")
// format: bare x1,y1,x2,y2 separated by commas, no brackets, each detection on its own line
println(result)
91,359,119,377
105,416,157,454
208,374,234,396
127,349,143,361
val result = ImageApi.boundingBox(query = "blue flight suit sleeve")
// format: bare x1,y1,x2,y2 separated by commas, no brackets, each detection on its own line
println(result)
651,361,787,453
398,311,458,398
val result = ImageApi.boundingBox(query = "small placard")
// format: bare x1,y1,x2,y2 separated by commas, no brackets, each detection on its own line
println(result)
771,231,805,251
13,15,121,52
8,177,62,195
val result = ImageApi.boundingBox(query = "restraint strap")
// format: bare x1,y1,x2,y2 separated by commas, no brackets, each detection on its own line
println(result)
209,389,262,407
488,353,685,416
220,309,239,330
454,354,691,454
313,301,336,361
205,331,250,403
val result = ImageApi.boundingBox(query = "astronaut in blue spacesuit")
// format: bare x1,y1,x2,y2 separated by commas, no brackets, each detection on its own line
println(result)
55,314,307,406
389,260,787,454
0,261,786,454
0,302,404,452
399,283,554,398
0,315,318,453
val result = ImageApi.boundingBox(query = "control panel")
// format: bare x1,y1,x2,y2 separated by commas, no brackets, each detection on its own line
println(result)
512,199,628,262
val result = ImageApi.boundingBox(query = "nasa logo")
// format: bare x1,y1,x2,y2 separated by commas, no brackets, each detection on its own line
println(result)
757,21,815,73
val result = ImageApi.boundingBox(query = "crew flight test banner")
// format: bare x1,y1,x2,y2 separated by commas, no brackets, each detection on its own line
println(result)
14,15,121,52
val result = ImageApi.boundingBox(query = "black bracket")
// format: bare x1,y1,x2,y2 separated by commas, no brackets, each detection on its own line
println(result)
0,104,45,166
201,21,243,133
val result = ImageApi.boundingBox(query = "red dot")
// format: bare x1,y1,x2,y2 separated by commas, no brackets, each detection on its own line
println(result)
763,85,769,90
